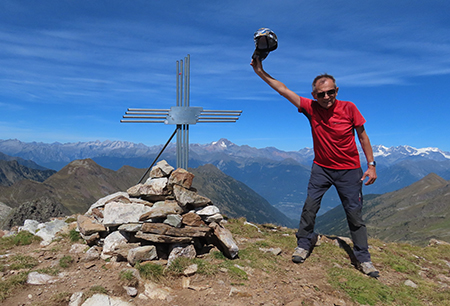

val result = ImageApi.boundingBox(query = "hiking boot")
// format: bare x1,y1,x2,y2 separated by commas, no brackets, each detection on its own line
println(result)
359,261,379,278
292,247,309,263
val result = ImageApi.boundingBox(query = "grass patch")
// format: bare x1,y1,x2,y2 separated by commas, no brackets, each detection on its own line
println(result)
9,255,39,270
119,269,139,287
135,262,164,281
166,257,217,276
0,231,41,251
226,264,248,280
35,267,60,276
47,291,72,305
226,218,265,239
65,217,77,223
68,229,82,242
89,285,108,295
0,271,28,301
59,255,74,268
328,267,396,305
325,239,450,305
211,250,227,260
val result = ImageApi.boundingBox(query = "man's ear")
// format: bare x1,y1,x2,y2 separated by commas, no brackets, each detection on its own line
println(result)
311,91,317,99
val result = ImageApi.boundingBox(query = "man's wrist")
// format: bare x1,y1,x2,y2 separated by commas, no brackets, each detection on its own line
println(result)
368,161,376,167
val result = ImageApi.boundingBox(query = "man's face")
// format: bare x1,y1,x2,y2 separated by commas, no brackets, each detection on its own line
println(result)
312,78,338,109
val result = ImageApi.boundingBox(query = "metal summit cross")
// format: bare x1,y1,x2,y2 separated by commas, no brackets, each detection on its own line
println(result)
121,54,242,182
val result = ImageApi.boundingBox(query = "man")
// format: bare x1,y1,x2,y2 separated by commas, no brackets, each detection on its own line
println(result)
251,57,379,278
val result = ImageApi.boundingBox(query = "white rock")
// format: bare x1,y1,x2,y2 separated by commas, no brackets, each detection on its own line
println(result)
404,279,418,288
205,213,224,223
183,264,198,276
35,219,68,246
70,243,88,254
163,214,183,228
18,219,40,234
82,246,101,262
124,286,138,297
102,231,129,258
69,292,84,306
81,293,133,306
87,192,130,213
127,245,158,265
27,272,58,285
103,202,152,226
196,205,220,216
142,281,172,300
167,244,196,266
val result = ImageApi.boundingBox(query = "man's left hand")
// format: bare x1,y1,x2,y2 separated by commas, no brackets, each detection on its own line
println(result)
361,167,377,185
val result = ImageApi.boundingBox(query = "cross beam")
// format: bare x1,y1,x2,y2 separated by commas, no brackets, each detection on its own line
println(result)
121,54,242,176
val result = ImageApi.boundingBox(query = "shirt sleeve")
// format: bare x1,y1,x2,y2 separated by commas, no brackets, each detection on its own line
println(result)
298,97,312,113
348,102,366,127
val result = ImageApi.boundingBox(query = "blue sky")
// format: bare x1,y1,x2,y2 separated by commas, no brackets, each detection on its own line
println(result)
1,0,450,152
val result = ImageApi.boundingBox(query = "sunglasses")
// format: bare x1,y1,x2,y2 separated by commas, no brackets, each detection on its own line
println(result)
316,89,336,98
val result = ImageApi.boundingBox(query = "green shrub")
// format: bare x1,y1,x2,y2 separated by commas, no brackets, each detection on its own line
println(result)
68,229,82,242
135,262,164,281
119,270,139,287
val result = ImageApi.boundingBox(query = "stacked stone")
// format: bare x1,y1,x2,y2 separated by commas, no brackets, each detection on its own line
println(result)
77,160,238,266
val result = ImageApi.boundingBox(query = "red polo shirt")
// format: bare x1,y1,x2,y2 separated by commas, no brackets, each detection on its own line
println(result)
299,97,365,170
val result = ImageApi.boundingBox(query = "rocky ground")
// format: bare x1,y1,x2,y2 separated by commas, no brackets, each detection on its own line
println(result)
2,218,450,306
0,226,353,306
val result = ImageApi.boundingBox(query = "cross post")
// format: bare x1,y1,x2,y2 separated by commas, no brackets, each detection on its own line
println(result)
121,55,242,181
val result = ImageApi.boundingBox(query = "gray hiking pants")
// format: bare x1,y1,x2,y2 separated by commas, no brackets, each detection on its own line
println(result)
295,163,371,263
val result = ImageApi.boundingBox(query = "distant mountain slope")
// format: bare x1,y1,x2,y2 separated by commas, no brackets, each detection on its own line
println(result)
0,160,56,187
0,151,51,170
0,159,143,228
0,159,294,229
190,164,296,228
315,173,450,245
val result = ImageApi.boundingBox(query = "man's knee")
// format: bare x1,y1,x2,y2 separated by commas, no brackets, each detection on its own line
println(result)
346,209,365,228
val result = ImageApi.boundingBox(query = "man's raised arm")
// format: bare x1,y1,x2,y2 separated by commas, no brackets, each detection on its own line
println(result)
251,57,301,109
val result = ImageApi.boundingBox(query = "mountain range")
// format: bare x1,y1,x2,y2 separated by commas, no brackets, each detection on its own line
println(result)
2,138,450,218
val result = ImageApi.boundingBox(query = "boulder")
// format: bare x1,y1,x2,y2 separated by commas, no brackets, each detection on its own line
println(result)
127,245,158,265
169,168,195,189
149,160,174,178
182,212,206,227
209,222,239,259
168,244,197,266
77,215,106,236
173,185,211,208
87,192,130,214
103,202,152,226
139,200,184,221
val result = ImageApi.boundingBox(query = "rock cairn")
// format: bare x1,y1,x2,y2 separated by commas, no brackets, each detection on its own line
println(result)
77,160,239,266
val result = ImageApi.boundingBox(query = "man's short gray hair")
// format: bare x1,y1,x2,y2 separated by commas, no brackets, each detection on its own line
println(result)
312,74,336,92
